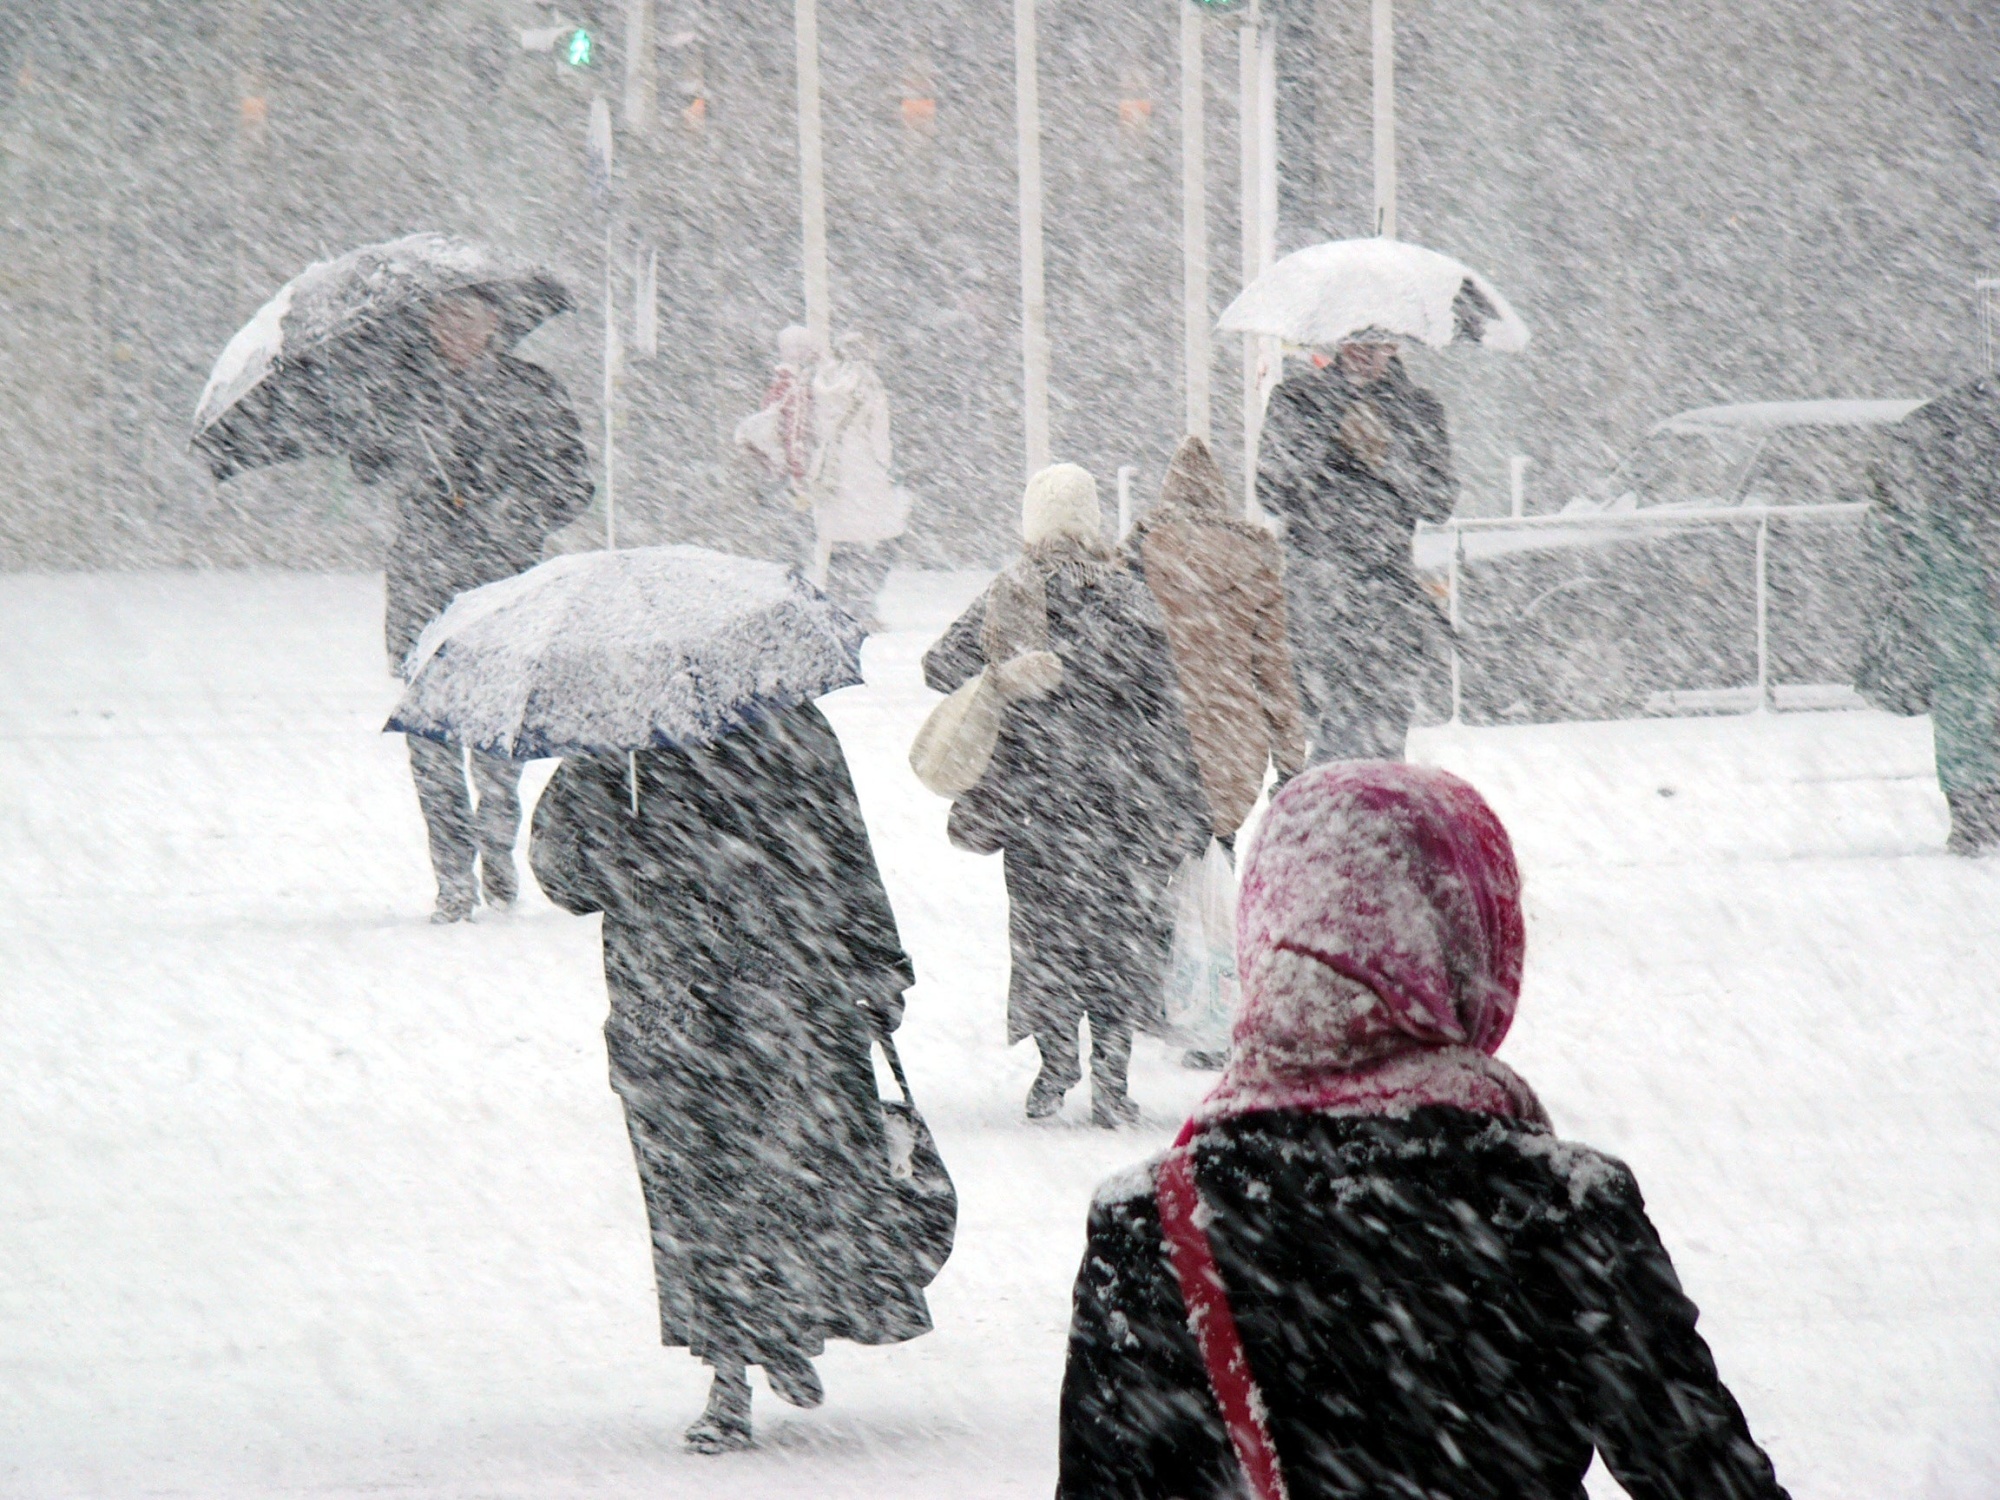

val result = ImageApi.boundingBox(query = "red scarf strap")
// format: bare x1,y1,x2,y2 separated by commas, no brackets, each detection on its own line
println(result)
1156,1123,1290,1500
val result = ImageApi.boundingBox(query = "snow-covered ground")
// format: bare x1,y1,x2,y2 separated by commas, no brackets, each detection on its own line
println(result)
1,569,1997,1499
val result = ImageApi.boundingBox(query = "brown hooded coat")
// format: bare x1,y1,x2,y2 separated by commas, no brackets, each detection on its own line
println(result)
1131,438,1307,837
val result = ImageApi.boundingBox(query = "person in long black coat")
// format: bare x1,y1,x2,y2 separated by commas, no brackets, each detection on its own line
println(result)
529,701,931,1453
356,289,593,921
1058,762,1791,1500
1256,335,1456,762
924,464,1208,1127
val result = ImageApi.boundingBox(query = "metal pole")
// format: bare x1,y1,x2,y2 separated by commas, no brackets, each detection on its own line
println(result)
1117,464,1136,540
622,0,655,130
1180,0,1210,442
1448,527,1463,724
1238,4,1260,503
796,0,830,349
1015,0,1051,474
1753,515,1769,711
1509,454,1530,518
1372,0,1396,238
604,215,617,550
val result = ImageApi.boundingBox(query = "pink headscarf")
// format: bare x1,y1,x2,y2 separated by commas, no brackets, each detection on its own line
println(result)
1194,762,1548,1128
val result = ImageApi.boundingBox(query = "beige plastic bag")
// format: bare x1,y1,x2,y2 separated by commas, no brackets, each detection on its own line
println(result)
908,651,1062,798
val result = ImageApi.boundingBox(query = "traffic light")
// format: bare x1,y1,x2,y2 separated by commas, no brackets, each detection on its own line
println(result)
563,27,595,67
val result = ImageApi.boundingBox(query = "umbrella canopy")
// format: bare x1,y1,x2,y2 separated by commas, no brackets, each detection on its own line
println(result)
386,546,866,760
190,233,571,483
1218,238,1529,352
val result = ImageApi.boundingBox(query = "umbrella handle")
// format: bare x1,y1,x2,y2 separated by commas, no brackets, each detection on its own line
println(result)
628,751,639,815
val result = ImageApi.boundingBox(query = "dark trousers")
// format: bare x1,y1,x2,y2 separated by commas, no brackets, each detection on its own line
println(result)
1034,1017,1134,1101
824,541,897,629
407,736,520,900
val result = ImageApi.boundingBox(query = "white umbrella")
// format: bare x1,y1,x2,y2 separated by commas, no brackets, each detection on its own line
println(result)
1218,238,1529,352
385,546,863,762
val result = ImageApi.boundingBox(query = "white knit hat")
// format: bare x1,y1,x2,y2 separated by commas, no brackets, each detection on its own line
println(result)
1021,463,1102,546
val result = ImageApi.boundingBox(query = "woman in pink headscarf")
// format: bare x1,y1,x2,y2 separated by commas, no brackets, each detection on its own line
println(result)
1057,763,1791,1500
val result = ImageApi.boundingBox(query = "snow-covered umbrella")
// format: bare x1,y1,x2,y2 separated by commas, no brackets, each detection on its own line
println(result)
1218,238,1529,352
385,546,865,763
190,233,571,483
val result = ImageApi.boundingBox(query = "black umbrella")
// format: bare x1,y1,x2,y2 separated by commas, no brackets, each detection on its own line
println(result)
190,233,572,483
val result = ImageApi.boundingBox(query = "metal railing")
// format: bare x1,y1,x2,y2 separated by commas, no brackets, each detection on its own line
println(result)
1415,501,1872,723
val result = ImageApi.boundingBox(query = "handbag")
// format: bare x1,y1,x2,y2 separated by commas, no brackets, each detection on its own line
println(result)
875,1031,957,1288
909,650,1065,799
1158,1125,1290,1500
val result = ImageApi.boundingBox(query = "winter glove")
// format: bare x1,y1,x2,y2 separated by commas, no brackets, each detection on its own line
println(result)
991,648,1063,702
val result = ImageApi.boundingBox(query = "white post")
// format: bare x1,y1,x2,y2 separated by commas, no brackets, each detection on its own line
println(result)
1372,0,1396,238
1753,515,1770,712
1117,464,1136,540
1508,454,1529,517
796,0,831,350
1015,0,1051,475
622,0,655,130
603,216,618,550
1180,0,1210,443
1448,528,1463,723
1238,6,1260,506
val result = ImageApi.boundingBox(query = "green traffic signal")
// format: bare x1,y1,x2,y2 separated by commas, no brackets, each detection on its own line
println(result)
564,27,595,67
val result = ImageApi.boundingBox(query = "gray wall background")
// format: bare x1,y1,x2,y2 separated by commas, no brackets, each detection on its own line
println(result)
1,1,1995,570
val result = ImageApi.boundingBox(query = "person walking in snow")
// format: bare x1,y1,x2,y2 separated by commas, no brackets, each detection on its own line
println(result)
1055,762,1793,1500
804,331,910,629
1862,379,2000,854
1129,435,1307,844
357,287,593,922
1256,331,1455,762
923,463,1208,1127
529,701,932,1453
733,324,821,501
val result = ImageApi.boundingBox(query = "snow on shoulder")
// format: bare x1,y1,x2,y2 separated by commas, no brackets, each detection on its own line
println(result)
1505,1127,1631,1208
1093,1155,1164,1209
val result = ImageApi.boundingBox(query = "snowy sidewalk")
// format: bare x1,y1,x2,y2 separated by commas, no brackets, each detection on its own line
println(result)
1,570,1996,1498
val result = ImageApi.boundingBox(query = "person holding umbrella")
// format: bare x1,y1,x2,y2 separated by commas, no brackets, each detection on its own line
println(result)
390,546,951,1454
1220,238,1530,762
1255,329,1455,762
358,289,592,921
190,234,593,922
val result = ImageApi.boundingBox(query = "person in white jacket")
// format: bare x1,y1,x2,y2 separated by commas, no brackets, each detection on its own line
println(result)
805,332,910,629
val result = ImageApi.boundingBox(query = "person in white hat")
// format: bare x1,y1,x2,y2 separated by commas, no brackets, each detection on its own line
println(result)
922,464,1209,1125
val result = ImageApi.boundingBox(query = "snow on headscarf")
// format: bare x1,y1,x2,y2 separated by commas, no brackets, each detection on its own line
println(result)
1195,761,1548,1127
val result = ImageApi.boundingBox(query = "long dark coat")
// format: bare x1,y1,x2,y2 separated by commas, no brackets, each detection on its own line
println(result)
529,703,932,1366
355,348,593,664
923,562,1208,1043
1256,359,1456,755
1058,1108,1790,1500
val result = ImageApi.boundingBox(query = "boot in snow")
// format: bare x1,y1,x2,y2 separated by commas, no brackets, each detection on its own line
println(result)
480,851,518,908
684,1365,753,1453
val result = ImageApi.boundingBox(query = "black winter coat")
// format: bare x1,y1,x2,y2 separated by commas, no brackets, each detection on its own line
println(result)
1256,359,1456,573
923,562,1209,1040
530,703,932,1363
1059,1108,1790,1500
360,350,593,664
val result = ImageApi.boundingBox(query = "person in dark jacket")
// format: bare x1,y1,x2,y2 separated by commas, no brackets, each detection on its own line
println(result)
1057,762,1792,1500
1256,333,1456,762
924,464,1209,1127
530,701,931,1453
357,288,593,921
1861,381,2000,853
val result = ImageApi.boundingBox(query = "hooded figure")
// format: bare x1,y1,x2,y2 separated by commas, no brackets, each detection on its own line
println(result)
734,324,821,490
1256,336,1456,762
806,331,910,628
1057,763,1792,1500
530,702,932,1453
1130,436,1307,840
924,464,1208,1125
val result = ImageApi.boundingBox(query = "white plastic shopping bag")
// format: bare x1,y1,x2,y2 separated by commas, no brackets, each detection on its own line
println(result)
1161,839,1239,1049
